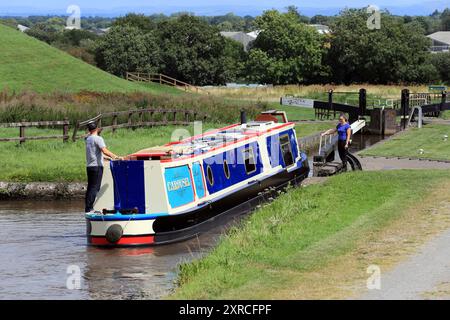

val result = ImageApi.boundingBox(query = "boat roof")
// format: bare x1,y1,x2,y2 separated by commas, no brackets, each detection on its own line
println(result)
130,120,294,160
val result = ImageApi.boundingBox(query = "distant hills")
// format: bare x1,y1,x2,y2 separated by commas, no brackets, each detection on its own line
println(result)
1,1,449,17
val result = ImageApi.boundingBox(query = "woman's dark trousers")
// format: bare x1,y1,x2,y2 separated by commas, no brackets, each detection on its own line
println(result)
338,140,348,169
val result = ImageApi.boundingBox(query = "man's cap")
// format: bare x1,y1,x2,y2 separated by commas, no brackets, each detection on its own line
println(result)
87,122,97,131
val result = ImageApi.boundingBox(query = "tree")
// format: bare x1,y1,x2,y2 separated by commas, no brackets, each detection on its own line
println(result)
442,8,450,31
222,38,247,82
25,23,59,44
156,15,233,85
112,13,155,32
430,52,450,83
328,9,437,84
245,10,324,84
285,6,310,24
310,15,333,25
57,29,99,47
95,25,160,77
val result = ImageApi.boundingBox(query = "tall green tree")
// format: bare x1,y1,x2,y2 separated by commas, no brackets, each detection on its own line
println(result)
245,10,325,84
95,25,160,77
328,9,437,84
156,15,233,85
430,52,450,83
112,13,155,32
442,8,450,31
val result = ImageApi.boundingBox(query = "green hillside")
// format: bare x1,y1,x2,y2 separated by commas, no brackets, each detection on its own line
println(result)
0,24,178,94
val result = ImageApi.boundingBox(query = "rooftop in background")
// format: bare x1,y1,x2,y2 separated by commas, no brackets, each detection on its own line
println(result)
309,24,331,34
17,24,29,32
220,31,256,51
221,25,330,51
427,31,450,53
427,31,450,45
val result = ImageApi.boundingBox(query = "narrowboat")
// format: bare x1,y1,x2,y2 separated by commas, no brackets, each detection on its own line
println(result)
85,111,309,246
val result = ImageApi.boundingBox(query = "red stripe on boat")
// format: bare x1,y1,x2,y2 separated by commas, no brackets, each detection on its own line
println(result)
90,235,155,246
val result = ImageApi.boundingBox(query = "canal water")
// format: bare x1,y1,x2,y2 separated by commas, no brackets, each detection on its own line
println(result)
0,200,229,300
0,133,385,300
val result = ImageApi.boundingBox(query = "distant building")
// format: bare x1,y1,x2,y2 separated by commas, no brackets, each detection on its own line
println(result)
17,24,29,32
427,32,450,53
220,31,257,52
89,28,110,36
308,24,331,35
246,30,261,39
221,25,331,51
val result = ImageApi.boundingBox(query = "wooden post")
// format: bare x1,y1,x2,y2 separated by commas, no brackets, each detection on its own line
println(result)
359,88,367,118
97,117,102,129
128,112,133,130
19,120,26,144
149,111,154,127
112,115,118,134
139,112,143,128
328,89,333,120
401,89,410,130
72,120,79,142
173,111,177,124
185,112,189,124
63,118,69,143
163,111,167,124
441,91,447,112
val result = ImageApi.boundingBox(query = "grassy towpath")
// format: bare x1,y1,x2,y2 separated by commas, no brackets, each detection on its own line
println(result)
171,170,450,299
360,124,450,161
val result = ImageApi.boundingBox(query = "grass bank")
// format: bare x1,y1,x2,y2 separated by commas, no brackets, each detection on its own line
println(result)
360,124,450,161
0,24,177,94
172,170,450,299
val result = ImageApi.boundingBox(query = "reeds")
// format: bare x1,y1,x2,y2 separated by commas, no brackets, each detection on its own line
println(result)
0,89,267,124
203,84,429,101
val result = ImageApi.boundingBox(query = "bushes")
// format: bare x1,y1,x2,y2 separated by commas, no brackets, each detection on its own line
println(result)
430,52,450,83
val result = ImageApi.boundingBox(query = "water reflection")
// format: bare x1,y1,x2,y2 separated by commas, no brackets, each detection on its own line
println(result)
0,200,223,300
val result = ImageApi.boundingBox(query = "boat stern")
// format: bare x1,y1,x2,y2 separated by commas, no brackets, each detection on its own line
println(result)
85,213,161,247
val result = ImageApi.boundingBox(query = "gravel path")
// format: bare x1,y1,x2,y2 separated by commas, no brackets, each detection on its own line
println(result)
355,153,450,300
358,156,450,171
360,227,450,300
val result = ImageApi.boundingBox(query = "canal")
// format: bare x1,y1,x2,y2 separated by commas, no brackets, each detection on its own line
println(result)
0,133,385,300
0,200,229,299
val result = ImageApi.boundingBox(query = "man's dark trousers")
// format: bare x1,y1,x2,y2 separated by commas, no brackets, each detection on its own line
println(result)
85,166,104,213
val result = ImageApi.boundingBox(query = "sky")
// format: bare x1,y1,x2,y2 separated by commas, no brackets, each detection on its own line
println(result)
0,0,448,17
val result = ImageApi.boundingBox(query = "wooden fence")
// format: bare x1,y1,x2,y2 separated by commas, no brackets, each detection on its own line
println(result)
72,108,206,141
0,119,70,144
126,72,209,94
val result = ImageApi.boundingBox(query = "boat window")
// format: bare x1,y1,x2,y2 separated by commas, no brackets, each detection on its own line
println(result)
243,147,257,174
192,162,206,198
280,134,294,167
207,165,214,186
223,160,230,179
